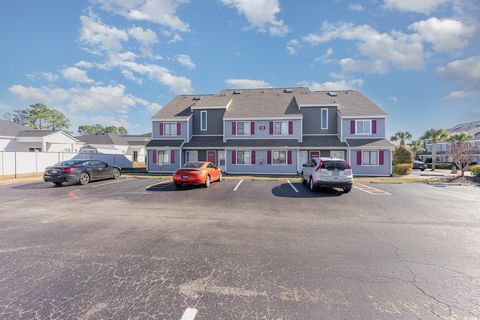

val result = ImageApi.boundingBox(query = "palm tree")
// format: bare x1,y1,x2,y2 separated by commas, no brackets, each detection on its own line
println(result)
447,132,473,176
390,131,412,146
408,140,424,160
421,129,449,171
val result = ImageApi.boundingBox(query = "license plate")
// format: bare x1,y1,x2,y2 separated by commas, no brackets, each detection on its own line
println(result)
182,175,189,179
50,170,58,174
333,171,339,176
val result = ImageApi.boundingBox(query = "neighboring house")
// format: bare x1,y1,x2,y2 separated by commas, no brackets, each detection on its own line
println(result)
419,120,480,163
146,87,394,176
76,133,150,162
0,119,81,152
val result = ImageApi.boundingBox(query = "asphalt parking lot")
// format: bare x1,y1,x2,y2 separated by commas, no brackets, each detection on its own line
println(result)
0,177,479,320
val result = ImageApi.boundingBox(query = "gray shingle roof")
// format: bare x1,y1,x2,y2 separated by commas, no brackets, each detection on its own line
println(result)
295,90,386,117
448,120,480,135
16,130,58,137
192,95,232,108
346,138,395,149
151,95,198,120
0,120,31,137
300,135,348,148
183,136,225,148
146,139,184,147
226,139,300,148
76,133,128,145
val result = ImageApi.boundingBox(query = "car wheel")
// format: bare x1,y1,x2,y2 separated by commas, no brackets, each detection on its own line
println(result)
218,172,223,182
175,183,182,189
53,182,62,187
421,168,425,171
343,187,352,193
112,169,120,179
79,173,90,185
205,175,211,188
309,177,316,192
301,172,307,184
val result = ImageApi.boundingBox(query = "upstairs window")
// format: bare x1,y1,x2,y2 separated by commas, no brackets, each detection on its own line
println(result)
236,121,250,135
163,122,177,136
200,111,207,131
274,121,288,135
321,108,328,130
355,120,371,135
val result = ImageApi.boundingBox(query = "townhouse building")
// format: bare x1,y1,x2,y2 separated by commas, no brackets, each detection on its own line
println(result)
145,87,394,176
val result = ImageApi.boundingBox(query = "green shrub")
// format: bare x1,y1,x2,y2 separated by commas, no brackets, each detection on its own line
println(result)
426,162,456,170
393,163,413,175
470,164,480,177
393,146,413,166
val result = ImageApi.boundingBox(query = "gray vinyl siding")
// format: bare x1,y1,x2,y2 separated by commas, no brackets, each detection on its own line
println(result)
301,106,337,134
193,109,225,135
147,149,181,172
188,116,193,141
198,150,206,161
350,150,391,176
342,118,386,139
226,150,298,174
152,121,188,140
224,119,302,140
337,113,342,139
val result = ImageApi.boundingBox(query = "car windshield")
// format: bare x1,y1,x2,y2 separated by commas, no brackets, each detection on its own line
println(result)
54,160,82,167
183,162,203,168
321,160,349,170
414,160,423,164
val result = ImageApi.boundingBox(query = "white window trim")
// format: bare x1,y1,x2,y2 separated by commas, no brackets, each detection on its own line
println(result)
355,120,372,135
200,111,207,131
235,150,252,165
361,150,379,166
163,122,178,136
273,121,288,136
321,108,328,130
271,150,288,166
157,150,170,164
236,121,251,136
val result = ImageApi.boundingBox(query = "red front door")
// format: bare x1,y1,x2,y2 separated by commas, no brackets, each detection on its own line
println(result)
310,151,320,159
207,150,217,165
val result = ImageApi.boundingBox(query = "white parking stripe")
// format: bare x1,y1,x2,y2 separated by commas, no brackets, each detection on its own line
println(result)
233,179,244,191
287,180,299,193
354,182,391,195
145,180,170,189
90,178,134,188
180,307,198,320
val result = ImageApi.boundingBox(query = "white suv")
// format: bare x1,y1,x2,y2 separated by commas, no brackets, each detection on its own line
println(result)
301,157,353,193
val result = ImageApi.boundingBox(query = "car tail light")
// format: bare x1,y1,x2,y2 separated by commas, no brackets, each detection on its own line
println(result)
44,167,51,173
62,168,75,173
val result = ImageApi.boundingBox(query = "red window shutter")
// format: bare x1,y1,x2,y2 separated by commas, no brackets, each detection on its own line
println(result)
232,122,236,135
379,150,384,165
251,150,256,164
267,150,272,164
287,150,292,164
177,123,181,135
152,150,157,163
372,120,377,134
269,121,273,135
251,122,255,135
232,150,236,164
350,121,355,134
159,122,163,136
288,121,293,135
356,150,362,165
170,150,175,164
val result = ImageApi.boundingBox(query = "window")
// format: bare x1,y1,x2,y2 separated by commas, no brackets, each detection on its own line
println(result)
272,150,287,165
164,122,177,136
362,151,378,165
274,121,288,135
236,151,251,165
157,151,170,164
28,147,41,152
92,161,108,168
207,163,215,169
321,108,328,130
356,120,371,134
200,111,207,131
236,121,250,135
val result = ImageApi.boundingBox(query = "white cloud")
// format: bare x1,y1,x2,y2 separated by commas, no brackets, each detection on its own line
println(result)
0,102,16,112
26,72,59,82
314,47,334,64
75,60,94,69
444,90,479,100
128,26,158,46
121,70,143,85
286,39,300,56
388,96,398,103
167,33,183,44
93,0,190,32
9,85,71,104
299,79,363,91
438,55,480,99
145,102,163,114
348,3,364,11
225,79,271,89
62,67,95,84
79,13,129,54
222,0,289,36
176,54,196,69
383,0,448,13
408,17,475,53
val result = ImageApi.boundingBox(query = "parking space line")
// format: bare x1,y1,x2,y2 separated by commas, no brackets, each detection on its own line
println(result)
233,179,244,191
145,180,170,190
287,180,299,193
90,178,135,188
180,307,197,320
354,182,391,195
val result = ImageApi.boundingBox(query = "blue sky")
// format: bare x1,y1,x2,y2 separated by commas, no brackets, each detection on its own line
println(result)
0,0,479,138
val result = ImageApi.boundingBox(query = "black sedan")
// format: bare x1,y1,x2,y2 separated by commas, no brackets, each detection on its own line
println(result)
412,160,427,171
43,160,121,186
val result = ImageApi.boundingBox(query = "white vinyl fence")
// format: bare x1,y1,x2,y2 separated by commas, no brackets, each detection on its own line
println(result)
0,152,133,176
